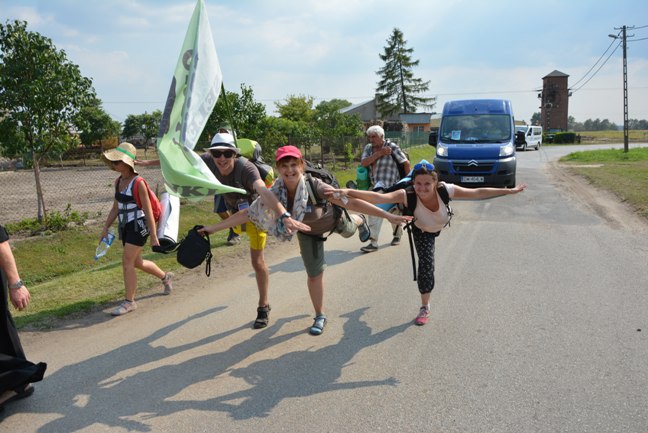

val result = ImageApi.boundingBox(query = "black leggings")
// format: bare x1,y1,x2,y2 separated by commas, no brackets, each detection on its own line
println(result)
412,225,438,294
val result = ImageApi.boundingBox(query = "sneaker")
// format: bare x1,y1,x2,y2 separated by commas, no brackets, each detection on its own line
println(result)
360,243,378,253
162,272,174,295
357,215,370,243
309,314,327,335
253,305,271,329
391,236,401,246
414,306,430,326
111,300,137,316
226,229,241,246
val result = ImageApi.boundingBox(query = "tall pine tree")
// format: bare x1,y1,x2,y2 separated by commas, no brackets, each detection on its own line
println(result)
375,28,434,117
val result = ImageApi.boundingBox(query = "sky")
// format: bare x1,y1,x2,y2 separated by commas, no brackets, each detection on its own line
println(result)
1,0,647,126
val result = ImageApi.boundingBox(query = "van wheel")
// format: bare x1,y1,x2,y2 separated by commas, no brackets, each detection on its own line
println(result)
508,176,516,188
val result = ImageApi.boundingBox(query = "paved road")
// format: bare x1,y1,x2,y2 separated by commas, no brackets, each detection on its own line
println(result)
3,144,648,432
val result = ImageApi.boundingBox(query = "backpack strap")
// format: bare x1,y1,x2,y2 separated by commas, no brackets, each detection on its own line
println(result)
231,157,247,190
132,176,145,209
437,184,453,227
304,174,321,206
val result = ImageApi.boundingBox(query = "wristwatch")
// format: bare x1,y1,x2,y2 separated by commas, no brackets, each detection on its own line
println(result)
9,280,24,290
279,212,291,220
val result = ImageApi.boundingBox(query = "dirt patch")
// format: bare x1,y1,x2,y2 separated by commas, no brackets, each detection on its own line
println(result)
549,162,648,234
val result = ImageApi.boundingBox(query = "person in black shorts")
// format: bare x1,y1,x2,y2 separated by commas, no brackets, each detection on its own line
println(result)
100,142,174,316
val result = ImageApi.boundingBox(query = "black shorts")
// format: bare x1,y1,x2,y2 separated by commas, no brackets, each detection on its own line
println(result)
120,218,149,247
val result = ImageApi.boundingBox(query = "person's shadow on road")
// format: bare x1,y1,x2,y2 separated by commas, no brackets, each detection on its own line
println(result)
15,306,408,431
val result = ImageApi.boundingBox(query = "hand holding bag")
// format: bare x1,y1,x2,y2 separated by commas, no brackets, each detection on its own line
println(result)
176,225,212,276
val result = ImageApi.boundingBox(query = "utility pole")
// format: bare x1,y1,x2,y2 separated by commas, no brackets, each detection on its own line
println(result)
609,26,632,153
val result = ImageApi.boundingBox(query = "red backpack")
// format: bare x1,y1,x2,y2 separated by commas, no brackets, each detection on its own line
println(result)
133,177,162,221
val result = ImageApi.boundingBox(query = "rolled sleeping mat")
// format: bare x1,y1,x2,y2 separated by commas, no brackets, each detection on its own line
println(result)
153,192,181,253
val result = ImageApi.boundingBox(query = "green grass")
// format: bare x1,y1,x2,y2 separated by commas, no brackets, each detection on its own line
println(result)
11,199,230,328
559,146,648,219
578,130,648,143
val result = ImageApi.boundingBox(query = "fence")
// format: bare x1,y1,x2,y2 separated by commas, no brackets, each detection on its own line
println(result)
0,165,166,225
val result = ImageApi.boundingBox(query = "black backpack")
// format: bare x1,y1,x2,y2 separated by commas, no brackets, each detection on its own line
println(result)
385,180,453,281
176,225,212,276
304,159,339,189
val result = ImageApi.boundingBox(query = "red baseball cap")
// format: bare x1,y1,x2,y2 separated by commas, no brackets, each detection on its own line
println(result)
275,145,302,161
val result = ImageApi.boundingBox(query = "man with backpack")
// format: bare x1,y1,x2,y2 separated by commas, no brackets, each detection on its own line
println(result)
212,125,242,246
198,145,409,335
200,132,294,329
359,125,411,252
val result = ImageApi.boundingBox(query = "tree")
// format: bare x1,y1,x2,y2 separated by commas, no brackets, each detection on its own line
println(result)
530,112,541,126
0,20,96,221
201,83,267,144
275,94,316,123
121,110,162,149
314,99,363,159
75,97,121,147
375,28,435,117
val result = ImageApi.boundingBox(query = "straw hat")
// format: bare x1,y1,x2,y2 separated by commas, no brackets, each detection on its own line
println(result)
101,142,138,173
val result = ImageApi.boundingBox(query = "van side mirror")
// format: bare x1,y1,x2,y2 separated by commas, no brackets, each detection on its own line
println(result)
515,130,526,145
428,131,438,146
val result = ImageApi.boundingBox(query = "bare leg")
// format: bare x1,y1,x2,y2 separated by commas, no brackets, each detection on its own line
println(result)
250,248,269,307
307,272,325,315
122,243,143,302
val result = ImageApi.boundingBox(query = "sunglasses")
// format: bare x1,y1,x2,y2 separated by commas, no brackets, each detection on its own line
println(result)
111,160,122,165
414,162,434,171
210,150,236,158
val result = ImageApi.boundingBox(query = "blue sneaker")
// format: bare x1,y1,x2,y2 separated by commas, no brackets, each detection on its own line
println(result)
309,314,327,335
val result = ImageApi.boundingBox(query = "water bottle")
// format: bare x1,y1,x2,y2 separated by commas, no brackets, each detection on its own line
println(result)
94,228,116,260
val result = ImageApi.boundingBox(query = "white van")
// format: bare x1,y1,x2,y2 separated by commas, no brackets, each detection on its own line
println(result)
515,125,542,151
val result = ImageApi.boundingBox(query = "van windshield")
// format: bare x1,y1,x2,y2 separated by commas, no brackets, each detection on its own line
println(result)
440,114,512,143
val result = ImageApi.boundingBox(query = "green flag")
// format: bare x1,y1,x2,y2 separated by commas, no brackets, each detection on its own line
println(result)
157,0,244,198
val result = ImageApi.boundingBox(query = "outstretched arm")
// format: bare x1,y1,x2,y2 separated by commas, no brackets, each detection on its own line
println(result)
326,188,405,206
324,185,411,225
134,159,161,167
453,183,527,200
199,209,251,235
330,196,410,225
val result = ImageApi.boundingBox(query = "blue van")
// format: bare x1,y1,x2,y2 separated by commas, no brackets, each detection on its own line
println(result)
433,99,516,188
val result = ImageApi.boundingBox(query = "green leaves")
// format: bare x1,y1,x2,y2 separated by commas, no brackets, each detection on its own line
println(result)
0,19,97,220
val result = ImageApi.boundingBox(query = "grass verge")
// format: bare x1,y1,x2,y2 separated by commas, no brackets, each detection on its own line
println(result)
559,146,648,219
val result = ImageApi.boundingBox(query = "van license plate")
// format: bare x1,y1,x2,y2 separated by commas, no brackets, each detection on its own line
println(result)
461,176,484,183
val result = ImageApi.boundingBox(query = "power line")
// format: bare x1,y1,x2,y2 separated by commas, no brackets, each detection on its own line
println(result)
569,35,620,89
570,41,621,93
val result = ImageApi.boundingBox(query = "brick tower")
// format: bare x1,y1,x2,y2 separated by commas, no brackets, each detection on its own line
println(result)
539,70,569,131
